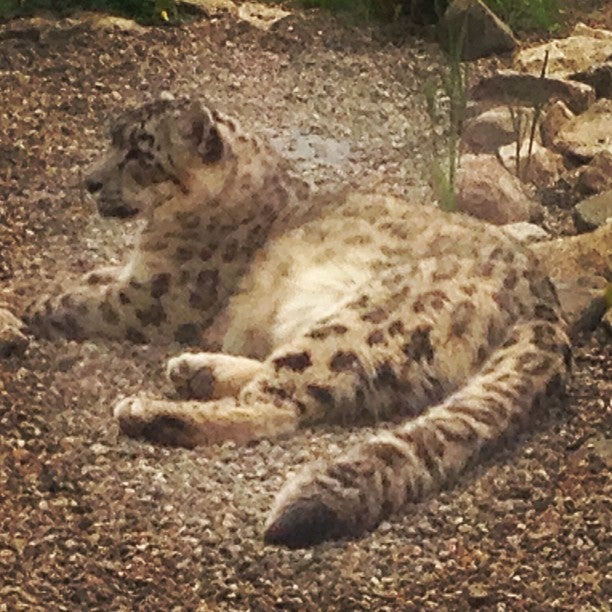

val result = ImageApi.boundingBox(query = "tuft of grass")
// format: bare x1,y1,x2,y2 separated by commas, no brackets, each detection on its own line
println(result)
508,50,550,182
425,16,469,212
479,0,562,33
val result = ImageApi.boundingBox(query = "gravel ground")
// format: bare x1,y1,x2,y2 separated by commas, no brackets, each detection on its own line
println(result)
0,7,610,610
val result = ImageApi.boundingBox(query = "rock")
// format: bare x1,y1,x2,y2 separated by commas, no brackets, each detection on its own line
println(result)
461,106,535,154
589,437,612,470
498,139,564,188
267,128,351,167
553,99,612,161
0,20,44,42
438,0,518,61
572,22,612,40
466,583,493,605
538,179,577,210
502,222,550,244
178,0,291,30
532,224,611,336
570,63,612,99
471,70,596,115
540,100,574,149
0,307,28,358
574,190,612,231
551,276,609,337
455,154,542,224
530,223,611,279
576,151,612,195
82,14,147,34
514,23,612,77
237,2,291,31
601,307,612,337
178,0,235,15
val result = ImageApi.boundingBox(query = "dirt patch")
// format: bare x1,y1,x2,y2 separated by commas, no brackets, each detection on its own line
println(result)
0,8,609,609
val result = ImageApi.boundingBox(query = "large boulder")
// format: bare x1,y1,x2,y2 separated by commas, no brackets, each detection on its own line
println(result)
552,276,609,337
86,14,146,33
552,98,612,161
498,139,565,188
540,100,574,148
530,223,612,336
461,106,535,153
571,63,612,100
531,223,611,279
178,0,235,16
455,154,542,224
574,191,612,232
236,2,291,31
577,151,612,195
471,70,595,115
438,0,518,61
179,0,291,30
514,23,612,78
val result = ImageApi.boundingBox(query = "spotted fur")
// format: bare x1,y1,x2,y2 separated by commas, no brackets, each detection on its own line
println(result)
25,96,570,547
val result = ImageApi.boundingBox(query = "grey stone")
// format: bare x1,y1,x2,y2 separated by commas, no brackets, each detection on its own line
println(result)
574,190,612,231
438,0,518,61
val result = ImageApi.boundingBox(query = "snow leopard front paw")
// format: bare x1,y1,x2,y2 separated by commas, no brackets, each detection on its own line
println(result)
167,352,264,400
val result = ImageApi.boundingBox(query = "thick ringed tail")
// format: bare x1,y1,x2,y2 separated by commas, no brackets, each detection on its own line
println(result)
264,316,570,548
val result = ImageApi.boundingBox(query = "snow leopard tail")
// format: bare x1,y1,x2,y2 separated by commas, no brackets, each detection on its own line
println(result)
264,315,570,548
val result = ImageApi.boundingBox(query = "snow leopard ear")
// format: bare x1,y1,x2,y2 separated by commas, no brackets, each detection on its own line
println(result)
179,101,224,164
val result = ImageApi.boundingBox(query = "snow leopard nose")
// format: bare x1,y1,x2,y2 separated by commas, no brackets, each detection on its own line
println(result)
85,177,103,194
